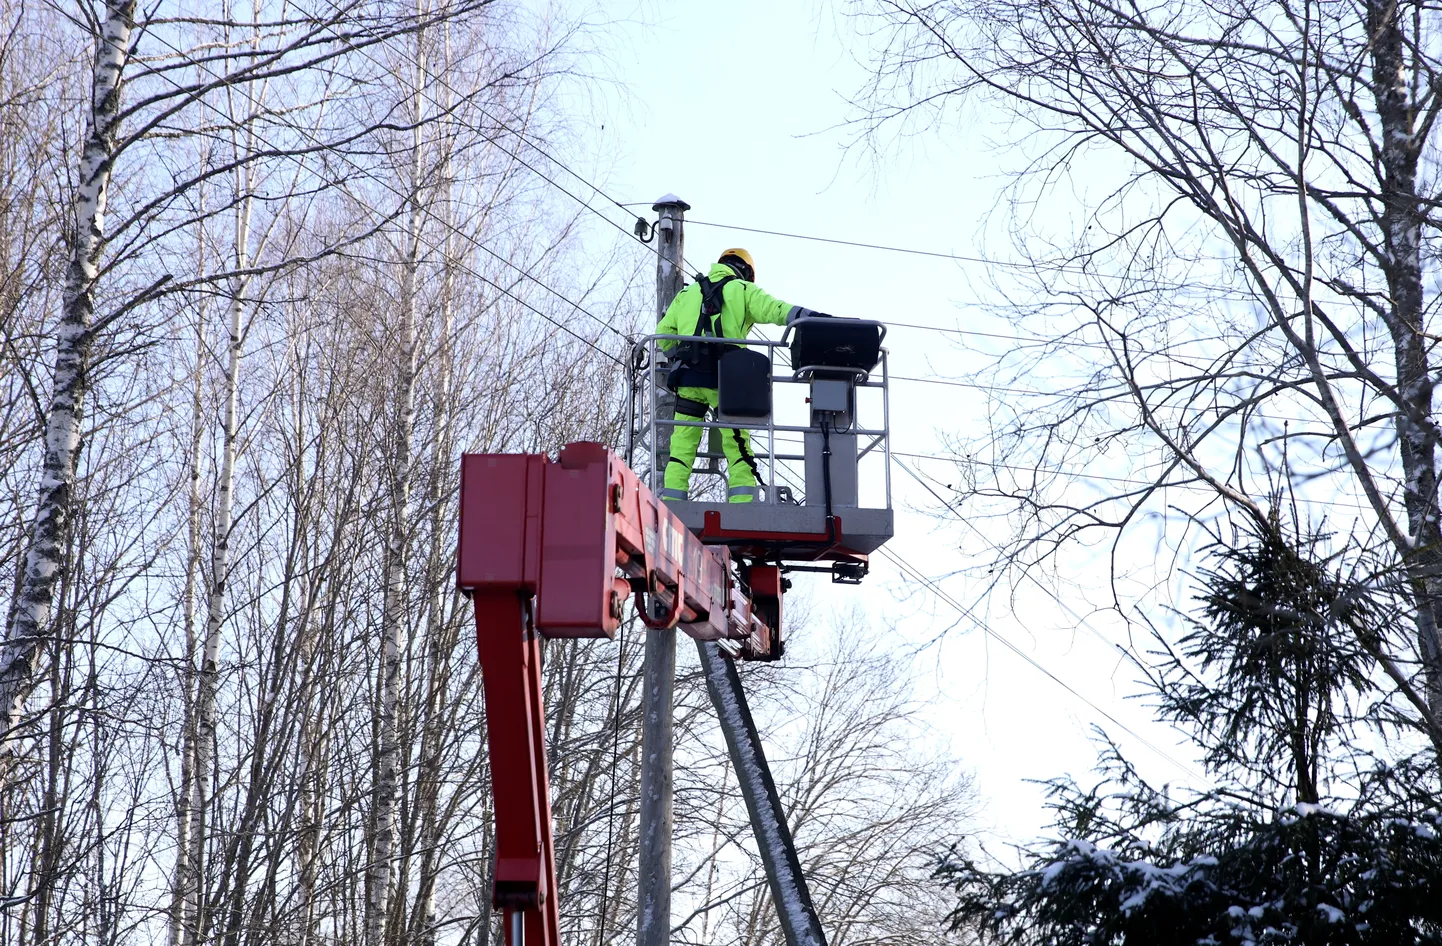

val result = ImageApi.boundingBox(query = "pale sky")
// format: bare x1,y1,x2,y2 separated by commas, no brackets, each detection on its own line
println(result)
563,1,1205,853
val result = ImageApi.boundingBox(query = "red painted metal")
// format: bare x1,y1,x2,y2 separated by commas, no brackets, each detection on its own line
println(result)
745,564,784,661
748,564,783,599
460,442,759,641
699,508,840,545
458,454,544,592
695,509,873,570
472,590,560,946
458,442,788,940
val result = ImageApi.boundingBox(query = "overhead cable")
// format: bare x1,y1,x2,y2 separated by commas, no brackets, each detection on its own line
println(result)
892,449,1382,514
300,0,695,275
684,218,1244,290
761,462,1201,781
887,372,1364,430
141,28,628,366
876,542,1206,783
686,219,998,266
888,454,1205,779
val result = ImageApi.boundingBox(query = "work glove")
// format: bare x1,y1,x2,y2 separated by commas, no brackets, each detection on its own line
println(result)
786,306,835,324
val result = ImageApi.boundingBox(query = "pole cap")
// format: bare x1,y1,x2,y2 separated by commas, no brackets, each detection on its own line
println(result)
652,193,691,212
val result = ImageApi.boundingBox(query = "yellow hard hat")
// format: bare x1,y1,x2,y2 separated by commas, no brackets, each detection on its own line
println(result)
718,247,756,279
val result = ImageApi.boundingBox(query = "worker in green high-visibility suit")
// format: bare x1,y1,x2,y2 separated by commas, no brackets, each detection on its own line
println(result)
657,248,811,503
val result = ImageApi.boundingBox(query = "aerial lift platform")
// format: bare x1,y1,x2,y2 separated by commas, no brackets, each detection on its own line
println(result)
630,316,894,586
458,316,891,945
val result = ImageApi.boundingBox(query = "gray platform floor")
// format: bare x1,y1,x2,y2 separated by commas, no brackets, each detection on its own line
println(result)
666,501,894,555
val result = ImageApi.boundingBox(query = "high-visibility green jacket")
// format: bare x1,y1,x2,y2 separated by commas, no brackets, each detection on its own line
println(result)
657,262,793,351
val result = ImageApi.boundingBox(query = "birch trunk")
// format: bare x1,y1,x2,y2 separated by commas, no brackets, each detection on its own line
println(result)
30,634,67,943
0,0,135,772
171,293,210,946
294,702,330,946
1367,0,1442,715
410,161,456,946
365,89,423,946
184,172,253,946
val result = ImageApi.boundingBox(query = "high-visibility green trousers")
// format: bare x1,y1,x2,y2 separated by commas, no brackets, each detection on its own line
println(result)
662,386,760,503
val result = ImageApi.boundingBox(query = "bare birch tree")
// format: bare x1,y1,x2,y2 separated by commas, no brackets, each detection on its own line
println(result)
861,0,1442,760
0,0,137,774
0,4,984,944
365,27,426,945
1,0,597,938
669,627,977,946
2,0,510,782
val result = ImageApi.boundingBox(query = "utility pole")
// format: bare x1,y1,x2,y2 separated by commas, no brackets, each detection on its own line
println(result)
637,193,688,946
649,195,689,485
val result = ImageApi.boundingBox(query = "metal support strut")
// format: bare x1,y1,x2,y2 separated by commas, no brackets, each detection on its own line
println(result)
472,590,561,946
696,640,828,946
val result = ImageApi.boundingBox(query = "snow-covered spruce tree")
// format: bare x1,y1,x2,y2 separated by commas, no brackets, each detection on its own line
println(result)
855,2,1442,937
941,764,1442,944
938,514,1442,944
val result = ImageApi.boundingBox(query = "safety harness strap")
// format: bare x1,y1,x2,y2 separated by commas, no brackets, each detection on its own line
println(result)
673,395,710,418
694,274,736,336
665,274,738,392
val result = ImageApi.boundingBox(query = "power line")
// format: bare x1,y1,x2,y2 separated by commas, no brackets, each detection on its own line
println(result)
884,319,1117,348
757,460,1202,780
889,374,1126,396
876,543,1205,782
449,114,690,274
684,218,1257,294
140,27,628,366
296,0,695,276
886,319,1274,361
895,452,1169,660
892,449,1386,514
887,370,1369,432
894,449,1186,489
686,219,999,266
885,456,1207,782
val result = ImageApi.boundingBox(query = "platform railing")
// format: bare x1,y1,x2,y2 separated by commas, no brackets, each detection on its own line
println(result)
626,331,892,510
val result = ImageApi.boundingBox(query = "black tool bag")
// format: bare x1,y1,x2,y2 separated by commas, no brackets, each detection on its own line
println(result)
717,348,771,418
667,274,737,391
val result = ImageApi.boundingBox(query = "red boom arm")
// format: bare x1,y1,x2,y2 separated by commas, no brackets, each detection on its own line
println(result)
458,442,782,945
